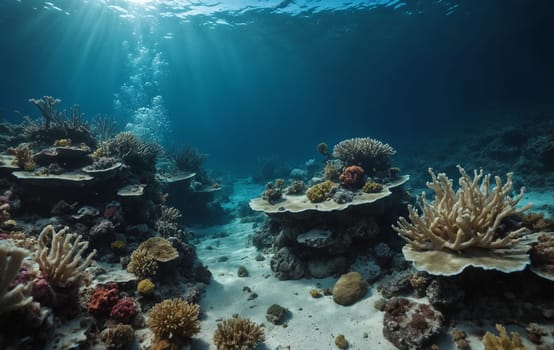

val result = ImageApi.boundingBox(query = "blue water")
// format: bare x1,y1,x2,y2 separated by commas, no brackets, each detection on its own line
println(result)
1,0,553,176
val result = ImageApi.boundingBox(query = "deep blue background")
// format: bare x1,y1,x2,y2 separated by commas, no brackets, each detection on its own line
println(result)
1,0,553,175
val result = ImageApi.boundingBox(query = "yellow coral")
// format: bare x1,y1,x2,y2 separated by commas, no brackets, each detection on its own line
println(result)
306,181,335,203
147,298,201,348
54,138,72,147
362,181,383,193
482,324,527,350
213,317,265,350
137,278,155,295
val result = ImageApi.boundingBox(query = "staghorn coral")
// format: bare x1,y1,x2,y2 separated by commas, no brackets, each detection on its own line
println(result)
36,225,96,288
482,324,527,350
0,244,33,314
306,180,336,203
213,317,265,350
332,137,396,173
393,166,535,275
393,166,532,252
147,298,201,348
25,96,96,147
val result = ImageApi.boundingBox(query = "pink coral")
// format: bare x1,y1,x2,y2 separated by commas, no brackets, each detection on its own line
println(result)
109,298,137,323
32,277,56,306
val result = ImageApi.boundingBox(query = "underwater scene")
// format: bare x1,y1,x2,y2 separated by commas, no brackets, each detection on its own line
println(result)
1,0,554,349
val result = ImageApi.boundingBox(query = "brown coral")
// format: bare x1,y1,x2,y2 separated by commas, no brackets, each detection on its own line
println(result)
100,323,135,350
306,180,336,203
138,237,179,263
213,317,265,350
7,143,35,171
363,181,383,193
127,248,159,279
147,298,201,348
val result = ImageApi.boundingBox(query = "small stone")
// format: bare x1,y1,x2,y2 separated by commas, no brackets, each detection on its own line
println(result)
332,272,367,306
335,334,348,349
217,256,228,262
374,298,387,311
310,289,322,298
238,265,249,277
248,293,258,301
255,254,265,261
266,304,288,325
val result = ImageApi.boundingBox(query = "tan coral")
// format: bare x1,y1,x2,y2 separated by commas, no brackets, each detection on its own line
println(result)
393,166,534,276
482,324,527,350
147,298,201,348
213,317,265,350
36,225,96,288
0,244,33,314
127,248,159,279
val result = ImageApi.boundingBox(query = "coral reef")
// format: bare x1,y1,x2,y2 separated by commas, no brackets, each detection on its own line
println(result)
529,232,554,281
36,225,96,288
0,244,32,314
213,317,265,350
393,166,534,275
147,298,201,348
24,96,96,147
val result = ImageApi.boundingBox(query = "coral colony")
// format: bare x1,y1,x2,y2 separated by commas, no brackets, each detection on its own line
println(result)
0,96,553,350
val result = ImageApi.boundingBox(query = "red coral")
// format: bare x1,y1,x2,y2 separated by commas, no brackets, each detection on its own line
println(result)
88,285,120,317
109,298,136,323
32,277,56,306
339,165,365,189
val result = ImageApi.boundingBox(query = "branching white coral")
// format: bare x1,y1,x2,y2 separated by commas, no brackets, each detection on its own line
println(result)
393,166,532,252
0,244,32,314
36,225,96,288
